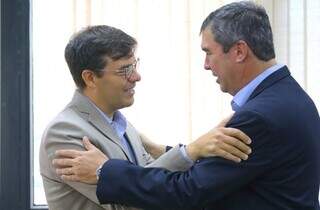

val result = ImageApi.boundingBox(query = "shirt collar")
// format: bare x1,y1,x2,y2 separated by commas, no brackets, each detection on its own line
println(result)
231,63,284,111
86,97,127,134
111,111,127,135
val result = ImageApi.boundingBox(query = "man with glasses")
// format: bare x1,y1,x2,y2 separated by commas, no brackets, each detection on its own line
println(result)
40,25,252,210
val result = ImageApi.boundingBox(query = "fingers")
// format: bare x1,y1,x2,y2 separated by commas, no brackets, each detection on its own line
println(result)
214,148,242,163
82,136,95,151
220,127,251,144
61,174,80,182
60,172,97,185
55,149,82,158
218,140,249,161
205,127,252,162
56,167,74,176
222,135,252,155
52,158,75,168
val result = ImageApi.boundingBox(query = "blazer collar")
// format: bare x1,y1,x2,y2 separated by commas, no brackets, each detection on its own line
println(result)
248,65,291,101
68,90,131,158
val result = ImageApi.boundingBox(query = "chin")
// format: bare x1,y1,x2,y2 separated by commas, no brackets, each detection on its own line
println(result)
124,98,135,107
219,85,227,93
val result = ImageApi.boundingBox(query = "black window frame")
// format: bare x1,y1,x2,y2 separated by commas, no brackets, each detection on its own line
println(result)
0,0,47,209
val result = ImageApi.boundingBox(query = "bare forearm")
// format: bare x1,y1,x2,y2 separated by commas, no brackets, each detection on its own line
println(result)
140,134,166,159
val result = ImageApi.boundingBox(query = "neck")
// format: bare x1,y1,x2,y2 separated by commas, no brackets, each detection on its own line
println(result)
82,88,115,119
232,58,276,95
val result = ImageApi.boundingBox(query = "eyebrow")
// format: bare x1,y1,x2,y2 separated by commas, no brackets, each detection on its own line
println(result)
118,63,132,70
202,47,209,52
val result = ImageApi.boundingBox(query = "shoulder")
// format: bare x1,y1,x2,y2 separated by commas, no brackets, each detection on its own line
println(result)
41,106,89,143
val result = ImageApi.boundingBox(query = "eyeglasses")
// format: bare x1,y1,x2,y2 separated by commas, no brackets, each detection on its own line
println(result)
115,58,140,80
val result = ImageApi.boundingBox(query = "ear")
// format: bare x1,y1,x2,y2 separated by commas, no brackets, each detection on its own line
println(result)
81,70,97,88
233,40,248,63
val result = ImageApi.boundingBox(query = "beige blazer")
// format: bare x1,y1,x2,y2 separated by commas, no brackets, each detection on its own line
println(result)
39,90,192,210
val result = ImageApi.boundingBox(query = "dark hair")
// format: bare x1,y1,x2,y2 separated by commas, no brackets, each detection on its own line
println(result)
65,25,137,89
200,1,275,61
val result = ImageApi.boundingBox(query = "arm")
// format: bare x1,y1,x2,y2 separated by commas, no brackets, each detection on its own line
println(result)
144,126,251,171
131,130,194,172
139,115,251,171
42,121,115,209
139,133,166,159
96,111,275,210
53,116,252,182
138,133,194,171
141,114,250,161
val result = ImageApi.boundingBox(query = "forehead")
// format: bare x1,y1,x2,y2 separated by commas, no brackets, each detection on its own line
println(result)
105,55,136,69
201,28,220,51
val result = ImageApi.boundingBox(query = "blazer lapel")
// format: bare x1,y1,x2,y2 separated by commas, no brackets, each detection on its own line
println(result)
125,124,142,165
248,66,291,101
68,90,131,159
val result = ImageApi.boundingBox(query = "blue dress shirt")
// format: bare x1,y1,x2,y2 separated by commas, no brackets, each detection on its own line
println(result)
89,101,138,164
231,63,284,111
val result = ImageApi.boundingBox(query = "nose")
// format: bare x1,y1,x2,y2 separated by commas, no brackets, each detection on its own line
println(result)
204,56,211,70
128,70,141,82
204,63,211,70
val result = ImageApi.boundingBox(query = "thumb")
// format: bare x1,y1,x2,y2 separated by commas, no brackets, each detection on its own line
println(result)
82,136,95,151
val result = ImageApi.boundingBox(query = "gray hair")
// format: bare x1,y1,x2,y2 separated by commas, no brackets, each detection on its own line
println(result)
200,1,275,61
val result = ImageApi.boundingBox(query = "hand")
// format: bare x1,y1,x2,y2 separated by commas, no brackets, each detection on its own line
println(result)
186,116,252,162
140,133,166,159
52,136,108,184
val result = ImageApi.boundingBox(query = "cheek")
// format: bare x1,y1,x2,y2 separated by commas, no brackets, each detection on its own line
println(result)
103,76,125,88
209,58,220,72
98,79,123,97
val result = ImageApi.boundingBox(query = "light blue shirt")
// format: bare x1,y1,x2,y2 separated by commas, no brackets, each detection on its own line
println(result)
231,63,284,111
89,100,137,164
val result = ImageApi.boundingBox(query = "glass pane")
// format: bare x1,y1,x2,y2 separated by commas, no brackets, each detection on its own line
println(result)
32,0,75,206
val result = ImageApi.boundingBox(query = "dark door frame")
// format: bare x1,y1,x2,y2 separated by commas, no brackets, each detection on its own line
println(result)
1,0,47,209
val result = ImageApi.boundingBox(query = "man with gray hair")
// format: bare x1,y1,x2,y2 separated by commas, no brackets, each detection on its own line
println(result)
53,1,320,209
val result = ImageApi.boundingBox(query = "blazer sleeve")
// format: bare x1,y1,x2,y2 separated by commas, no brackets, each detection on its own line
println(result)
144,144,194,171
129,124,193,171
42,121,128,210
96,110,277,210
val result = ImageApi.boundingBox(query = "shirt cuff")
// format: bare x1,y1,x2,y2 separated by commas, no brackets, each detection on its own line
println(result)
179,145,194,164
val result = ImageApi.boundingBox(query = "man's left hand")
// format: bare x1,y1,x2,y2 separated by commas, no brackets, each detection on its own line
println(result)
52,136,108,184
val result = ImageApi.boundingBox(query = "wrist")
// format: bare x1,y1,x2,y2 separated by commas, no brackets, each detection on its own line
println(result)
96,160,107,181
159,145,166,154
186,143,198,161
96,163,103,181
150,144,166,159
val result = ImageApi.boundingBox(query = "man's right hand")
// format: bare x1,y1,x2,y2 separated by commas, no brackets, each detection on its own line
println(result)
52,136,108,184
186,116,252,162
